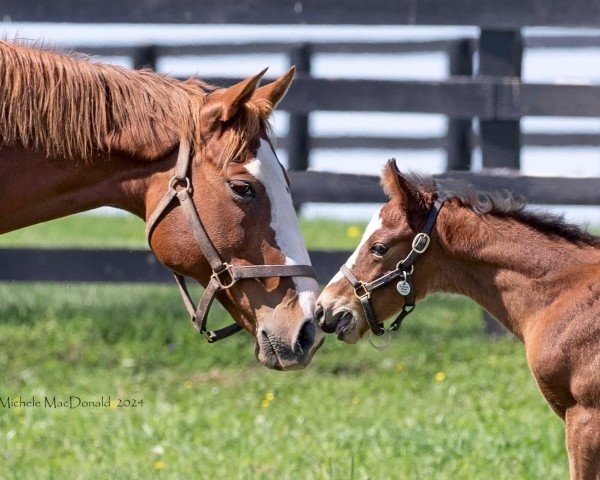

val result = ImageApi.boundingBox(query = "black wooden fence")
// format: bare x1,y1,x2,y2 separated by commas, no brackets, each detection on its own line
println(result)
1,1,600,332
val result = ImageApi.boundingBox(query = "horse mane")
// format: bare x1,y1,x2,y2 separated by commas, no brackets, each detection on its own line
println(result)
404,172,600,247
0,40,269,164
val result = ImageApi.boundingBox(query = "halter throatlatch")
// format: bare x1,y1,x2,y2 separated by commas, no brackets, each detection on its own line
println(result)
340,199,444,346
145,138,317,343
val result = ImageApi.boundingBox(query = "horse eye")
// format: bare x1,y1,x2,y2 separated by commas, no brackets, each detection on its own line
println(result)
228,180,255,198
370,243,389,257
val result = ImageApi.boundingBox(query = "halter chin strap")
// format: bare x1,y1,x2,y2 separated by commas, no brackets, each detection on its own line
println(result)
145,138,317,343
340,199,444,337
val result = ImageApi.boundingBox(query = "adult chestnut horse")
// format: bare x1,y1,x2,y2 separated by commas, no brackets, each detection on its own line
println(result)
0,40,324,371
317,160,600,478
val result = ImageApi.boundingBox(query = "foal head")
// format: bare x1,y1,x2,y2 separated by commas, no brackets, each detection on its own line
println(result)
316,160,443,344
148,69,323,369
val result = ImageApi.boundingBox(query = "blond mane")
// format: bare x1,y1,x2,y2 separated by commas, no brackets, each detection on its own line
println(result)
0,40,269,164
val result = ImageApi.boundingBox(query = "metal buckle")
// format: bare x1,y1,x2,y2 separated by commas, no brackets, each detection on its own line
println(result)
411,232,431,254
353,282,371,300
211,263,237,289
202,329,217,343
168,175,191,192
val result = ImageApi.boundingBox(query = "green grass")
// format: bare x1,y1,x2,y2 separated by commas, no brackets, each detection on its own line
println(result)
0,214,147,248
0,214,569,479
0,213,365,250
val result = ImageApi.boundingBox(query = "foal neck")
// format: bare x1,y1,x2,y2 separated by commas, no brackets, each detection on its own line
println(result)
434,205,600,341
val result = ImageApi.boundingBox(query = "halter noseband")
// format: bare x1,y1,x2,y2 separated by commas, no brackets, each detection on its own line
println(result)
340,199,443,342
145,139,317,343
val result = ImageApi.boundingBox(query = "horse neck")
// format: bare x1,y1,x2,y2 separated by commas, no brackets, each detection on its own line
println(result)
429,205,600,340
0,146,174,234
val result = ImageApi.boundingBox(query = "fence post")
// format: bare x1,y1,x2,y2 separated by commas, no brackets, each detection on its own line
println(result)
446,39,473,171
479,30,522,169
132,45,157,70
478,29,523,335
287,43,312,210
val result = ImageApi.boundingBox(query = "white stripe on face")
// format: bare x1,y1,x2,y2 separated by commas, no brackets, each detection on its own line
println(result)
327,207,383,286
244,139,319,317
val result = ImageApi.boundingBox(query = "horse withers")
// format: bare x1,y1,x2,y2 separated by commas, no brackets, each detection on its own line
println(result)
316,159,600,478
0,40,324,370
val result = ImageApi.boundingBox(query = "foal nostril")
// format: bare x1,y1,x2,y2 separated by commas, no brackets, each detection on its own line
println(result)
315,304,324,324
317,303,343,334
294,320,316,354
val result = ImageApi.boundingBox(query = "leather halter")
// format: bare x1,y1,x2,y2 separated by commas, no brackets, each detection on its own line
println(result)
340,199,443,338
146,139,317,343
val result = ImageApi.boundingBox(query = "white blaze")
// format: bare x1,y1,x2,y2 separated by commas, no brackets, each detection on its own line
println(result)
244,139,319,317
327,207,383,285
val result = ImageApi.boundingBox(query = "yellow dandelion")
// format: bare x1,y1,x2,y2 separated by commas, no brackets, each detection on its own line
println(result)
435,371,446,382
261,399,271,408
107,400,117,410
395,363,405,372
265,392,274,401
153,460,165,470
346,225,361,238
183,380,193,390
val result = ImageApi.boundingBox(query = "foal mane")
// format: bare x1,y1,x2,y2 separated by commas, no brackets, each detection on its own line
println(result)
406,172,600,247
0,40,268,164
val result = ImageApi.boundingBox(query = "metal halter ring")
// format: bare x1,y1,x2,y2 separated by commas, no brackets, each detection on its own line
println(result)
353,282,371,300
211,263,237,289
168,175,191,192
368,329,392,350
395,262,415,275
411,232,431,254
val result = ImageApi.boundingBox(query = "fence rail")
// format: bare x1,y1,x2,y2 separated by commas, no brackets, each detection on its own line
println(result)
74,36,600,58
288,172,600,206
5,0,600,27
0,248,349,286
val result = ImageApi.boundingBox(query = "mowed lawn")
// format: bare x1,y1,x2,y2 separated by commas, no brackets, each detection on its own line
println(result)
0,214,569,479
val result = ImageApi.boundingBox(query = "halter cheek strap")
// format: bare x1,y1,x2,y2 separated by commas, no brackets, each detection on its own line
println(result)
145,139,317,343
340,199,444,339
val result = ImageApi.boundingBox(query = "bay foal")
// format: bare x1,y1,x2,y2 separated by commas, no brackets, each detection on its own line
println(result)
317,160,600,478
0,40,323,370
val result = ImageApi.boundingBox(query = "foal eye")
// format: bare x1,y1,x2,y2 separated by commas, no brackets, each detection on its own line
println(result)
370,243,389,257
228,180,255,198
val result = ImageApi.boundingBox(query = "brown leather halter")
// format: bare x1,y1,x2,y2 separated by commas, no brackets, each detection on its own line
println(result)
146,139,317,343
340,200,443,346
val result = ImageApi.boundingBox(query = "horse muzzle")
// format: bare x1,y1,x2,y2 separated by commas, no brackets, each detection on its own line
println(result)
255,317,325,370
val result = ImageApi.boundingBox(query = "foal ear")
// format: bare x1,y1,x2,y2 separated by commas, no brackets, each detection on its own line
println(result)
253,66,295,113
381,159,420,207
205,68,268,123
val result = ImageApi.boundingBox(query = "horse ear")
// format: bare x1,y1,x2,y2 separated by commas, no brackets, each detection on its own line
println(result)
205,68,268,123
381,159,419,206
252,66,295,113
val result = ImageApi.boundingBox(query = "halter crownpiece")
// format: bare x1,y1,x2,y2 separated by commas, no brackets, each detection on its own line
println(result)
340,199,444,346
145,138,317,343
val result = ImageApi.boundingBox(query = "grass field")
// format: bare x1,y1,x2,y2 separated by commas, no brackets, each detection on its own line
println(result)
0,213,571,479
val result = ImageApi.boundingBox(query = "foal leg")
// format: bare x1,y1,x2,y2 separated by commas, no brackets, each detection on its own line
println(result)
565,406,600,480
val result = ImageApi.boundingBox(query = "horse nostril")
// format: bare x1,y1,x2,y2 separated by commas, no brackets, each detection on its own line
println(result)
295,320,315,354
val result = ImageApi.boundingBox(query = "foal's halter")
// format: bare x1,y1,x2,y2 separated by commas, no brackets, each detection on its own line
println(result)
146,139,317,343
340,200,443,346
